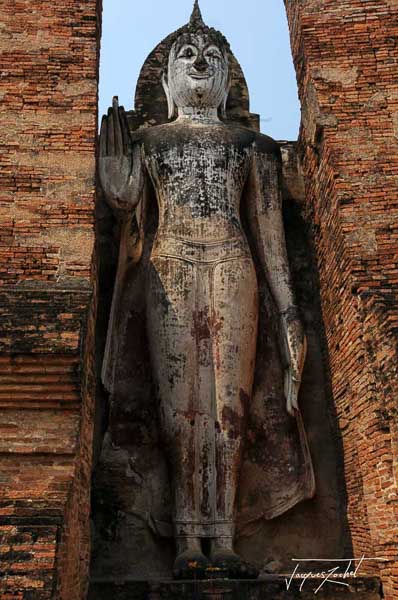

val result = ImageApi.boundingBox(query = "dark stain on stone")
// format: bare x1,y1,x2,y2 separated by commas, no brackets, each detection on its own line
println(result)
200,441,211,517
221,406,242,441
239,388,250,412
192,308,211,342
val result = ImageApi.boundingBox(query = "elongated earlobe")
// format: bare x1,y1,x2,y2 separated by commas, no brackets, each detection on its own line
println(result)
221,77,231,119
162,73,176,120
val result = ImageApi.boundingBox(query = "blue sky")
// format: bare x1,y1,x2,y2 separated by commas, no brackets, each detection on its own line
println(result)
99,0,301,140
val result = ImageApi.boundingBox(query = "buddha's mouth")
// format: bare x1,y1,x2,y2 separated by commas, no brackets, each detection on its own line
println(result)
189,70,214,80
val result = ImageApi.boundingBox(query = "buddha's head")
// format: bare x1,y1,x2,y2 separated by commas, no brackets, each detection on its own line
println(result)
162,2,231,118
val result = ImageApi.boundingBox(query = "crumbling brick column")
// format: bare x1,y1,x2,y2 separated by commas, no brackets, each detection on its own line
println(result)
285,1,398,597
0,1,101,598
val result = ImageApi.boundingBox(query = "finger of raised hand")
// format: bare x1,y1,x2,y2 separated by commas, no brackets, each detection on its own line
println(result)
112,96,123,156
119,105,130,155
100,115,107,157
107,108,115,155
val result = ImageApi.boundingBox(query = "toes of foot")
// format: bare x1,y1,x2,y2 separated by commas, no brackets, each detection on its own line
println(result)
173,552,210,580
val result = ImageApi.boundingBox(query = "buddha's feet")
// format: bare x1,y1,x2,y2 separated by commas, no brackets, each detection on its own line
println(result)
210,549,259,579
173,550,211,580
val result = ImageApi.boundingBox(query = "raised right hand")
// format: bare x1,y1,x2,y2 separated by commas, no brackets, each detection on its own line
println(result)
99,96,135,216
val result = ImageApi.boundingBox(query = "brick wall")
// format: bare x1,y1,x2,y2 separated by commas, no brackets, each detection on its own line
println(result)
285,1,398,597
0,1,101,598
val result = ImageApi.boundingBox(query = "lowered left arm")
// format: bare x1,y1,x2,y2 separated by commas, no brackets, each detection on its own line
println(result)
246,143,307,416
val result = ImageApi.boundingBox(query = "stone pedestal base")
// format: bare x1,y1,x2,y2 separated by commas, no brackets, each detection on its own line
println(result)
89,576,381,599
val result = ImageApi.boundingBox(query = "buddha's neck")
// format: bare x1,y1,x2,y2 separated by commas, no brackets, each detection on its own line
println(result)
177,106,221,124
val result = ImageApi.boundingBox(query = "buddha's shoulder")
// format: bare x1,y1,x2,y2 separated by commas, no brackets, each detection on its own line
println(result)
131,122,199,148
220,124,281,158
131,123,280,158
251,130,281,159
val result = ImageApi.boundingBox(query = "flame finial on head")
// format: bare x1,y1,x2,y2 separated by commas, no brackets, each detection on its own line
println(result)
190,0,206,28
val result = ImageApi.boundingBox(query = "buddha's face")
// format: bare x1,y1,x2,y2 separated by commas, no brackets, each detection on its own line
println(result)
167,33,229,110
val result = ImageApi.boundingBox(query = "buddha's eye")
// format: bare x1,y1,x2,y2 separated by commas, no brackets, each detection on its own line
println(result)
179,46,196,59
205,47,222,60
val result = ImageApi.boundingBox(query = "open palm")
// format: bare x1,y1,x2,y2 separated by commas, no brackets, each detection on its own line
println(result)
99,96,134,215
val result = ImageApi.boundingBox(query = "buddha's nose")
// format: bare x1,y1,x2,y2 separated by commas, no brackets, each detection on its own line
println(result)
193,53,209,72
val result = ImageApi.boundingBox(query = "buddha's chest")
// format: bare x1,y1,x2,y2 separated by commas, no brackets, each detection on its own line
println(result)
142,128,253,192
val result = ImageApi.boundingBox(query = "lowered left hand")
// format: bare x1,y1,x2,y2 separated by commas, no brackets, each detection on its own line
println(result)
280,308,307,417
